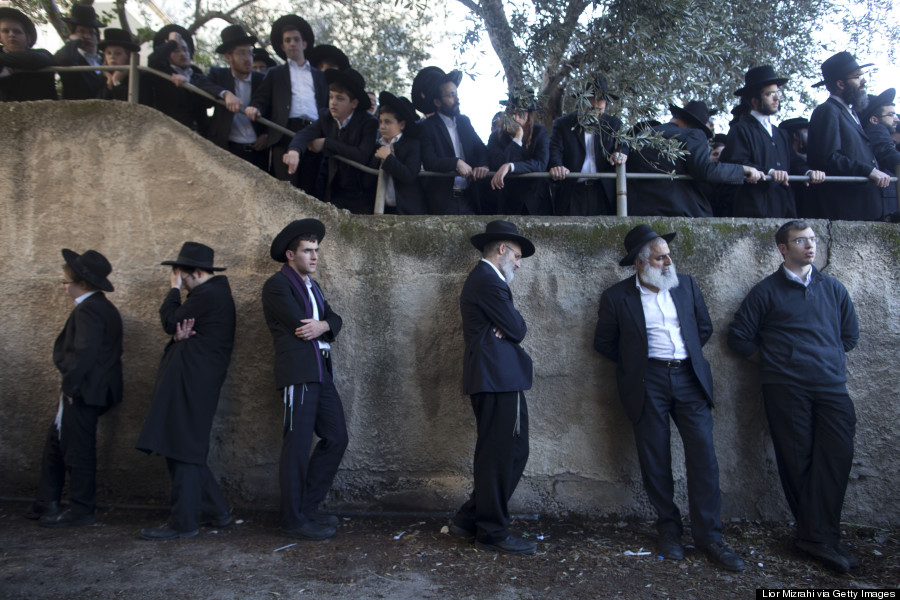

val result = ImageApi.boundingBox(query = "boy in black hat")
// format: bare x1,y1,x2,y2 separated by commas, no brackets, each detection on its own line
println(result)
0,7,56,101
306,44,350,72
97,28,151,103
252,48,276,74
54,3,104,100
370,91,425,214
136,243,236,541
28,249,123,528
858,89,900,218
285,68,378,213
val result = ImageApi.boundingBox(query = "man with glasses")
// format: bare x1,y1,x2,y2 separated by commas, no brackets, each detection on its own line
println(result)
859,89,900,219
729,221,860,573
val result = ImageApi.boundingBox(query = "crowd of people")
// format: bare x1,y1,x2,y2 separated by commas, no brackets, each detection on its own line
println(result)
2,6,898,220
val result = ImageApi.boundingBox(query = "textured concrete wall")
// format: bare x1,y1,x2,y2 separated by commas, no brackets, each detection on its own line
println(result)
1,102,898,525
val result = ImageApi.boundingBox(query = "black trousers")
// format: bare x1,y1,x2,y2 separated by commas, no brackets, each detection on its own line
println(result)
454,391,529,544
279,380,348,531
558,181,613,216
165,457,230,532
227,141,268,171
762,384,855,545
632,362,722,545
35,398,105,515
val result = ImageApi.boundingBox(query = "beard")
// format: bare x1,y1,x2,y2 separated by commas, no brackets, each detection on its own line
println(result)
438,101,460,118
498,252,516,283
843,83,868,110
640,261,679,291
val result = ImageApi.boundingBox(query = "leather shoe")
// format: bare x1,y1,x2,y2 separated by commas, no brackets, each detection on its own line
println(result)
282,520,336,541
795,539,850,573
657,530,684,560
476,534,536,555
836,542,860,569
39,508,96,528
306,511,339,527
703,541,746,572
448,521,476,539
198,513,233,528
26,500,61,521
140,523,199,541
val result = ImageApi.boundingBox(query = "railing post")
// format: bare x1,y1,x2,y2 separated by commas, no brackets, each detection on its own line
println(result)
616,161,627,216
374,168,386,215
127,52,139,104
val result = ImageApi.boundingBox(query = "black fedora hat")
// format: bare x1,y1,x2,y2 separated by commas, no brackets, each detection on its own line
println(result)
411,66,444,114
734,65,789,97
813,51,873,88
62,3,106,28
670,100,713,139
427,68,463,103
270,219,326,262
470,220,535,258
378,91,417,125
858,88,896,123
153,25,194,55
778,116,810,132
252,47,277,67
215,24,257,54
712,133,727,147
62,248,114,292
306,44,350,71
270,14,314,60
161,242,226,271
581,74,619,102
324,68,370,111
619,225,676,267
0,7,37,46
98,28,140,52
500,88,541,111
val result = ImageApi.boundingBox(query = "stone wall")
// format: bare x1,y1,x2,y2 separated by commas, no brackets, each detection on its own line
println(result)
1,102,897,525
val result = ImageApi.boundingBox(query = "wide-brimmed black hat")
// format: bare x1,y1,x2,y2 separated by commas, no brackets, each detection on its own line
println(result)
98,28,140,52
324,68,370,111
670,100,713,139
411,66,444,114
306,44,350,71
813,51,873,88
712,133,727,147
427,68,463,103
470,220,535,258
153,25,194,55
270,219,326,262
62,248,114,292
62,3,106,29
161,242,226,271
580,75,619,102
378,91,417,125
500,89,541,111
858,88,896,123
215,24,257,54
619,225,676,267
734,65,788,97
0,7,37,46
252,47,276,67
778,116,810,132
270,14,314,60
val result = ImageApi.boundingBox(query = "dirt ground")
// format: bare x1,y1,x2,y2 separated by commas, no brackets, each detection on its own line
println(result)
0,501,896,600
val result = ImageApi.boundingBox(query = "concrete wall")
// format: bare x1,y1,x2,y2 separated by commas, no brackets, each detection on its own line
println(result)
1,101,898,525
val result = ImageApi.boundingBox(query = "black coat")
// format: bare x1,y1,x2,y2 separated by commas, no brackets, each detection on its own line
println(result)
136,276,235,464
369,133,426,215
147,41,225,134
487,124,551,215
627,122,745,217
460,261,532,395
249,62,328,147
593,274,714,424
205,66,266,148
420,113,488,214
53,292,123,408
808,97,883,221
722,117,808,218
0,47,57,101
864,122,900,216
54,38,101,100
96,70,154,104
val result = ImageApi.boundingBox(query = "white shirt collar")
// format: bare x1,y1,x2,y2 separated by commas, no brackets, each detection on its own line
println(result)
481,258,506,282
782,264,812,286
288,58,310,70
438,112,456,128
74,290,98,304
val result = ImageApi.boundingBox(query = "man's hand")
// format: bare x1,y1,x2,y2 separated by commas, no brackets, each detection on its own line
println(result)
471,166,490,180
608,152,627,166
284,149,300,174
223,91,241,113
807,170,826,185
294,318,330,341
243,106,260,121
491,163,512,190
167,31,182,43
769,169,789,186
374,145,392,160
252,133,268,151
174,318,196,341
104,69,126,89
456,159,473,179
549,166,569,181
869,168,891,188
308,138,326,153
491,326,506,339
170,270,183,290
743,166,765,183
171,74,188,87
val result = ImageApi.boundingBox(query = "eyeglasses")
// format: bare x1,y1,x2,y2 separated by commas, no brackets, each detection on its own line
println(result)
789,236,817,246
60,279,74,285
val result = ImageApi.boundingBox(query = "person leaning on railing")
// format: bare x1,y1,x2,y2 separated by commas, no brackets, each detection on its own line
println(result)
0,7,56,102
54,3,104,101
96,28,152,104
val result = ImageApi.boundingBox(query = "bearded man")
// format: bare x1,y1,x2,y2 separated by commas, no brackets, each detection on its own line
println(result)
593,225,744,572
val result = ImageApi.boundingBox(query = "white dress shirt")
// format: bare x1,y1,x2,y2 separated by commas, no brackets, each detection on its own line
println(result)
636,277,687,360
439,112,469,190
288,59,319,121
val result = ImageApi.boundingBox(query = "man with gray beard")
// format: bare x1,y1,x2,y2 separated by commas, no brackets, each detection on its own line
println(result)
593,225,744,572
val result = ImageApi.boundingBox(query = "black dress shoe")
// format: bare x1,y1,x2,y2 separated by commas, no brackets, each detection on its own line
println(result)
476,534,537,555
39,508,96,528
657,530,684,560
26,500,61,521
795,539,850,573
282,520,336,541
198,513,233,528
703,541,746,572
836,543,860,569
447,521,476,539
306,511,339,527
140,523,199,541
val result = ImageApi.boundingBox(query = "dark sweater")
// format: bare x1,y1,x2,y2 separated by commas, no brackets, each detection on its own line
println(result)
728,265,858,390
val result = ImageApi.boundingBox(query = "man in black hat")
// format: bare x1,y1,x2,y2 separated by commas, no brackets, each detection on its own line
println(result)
410,66,443,119
548,75,627,216
722,66,825,218
449,220,536,555
627,101,764,217
97,28,151,103
262,219,348,541
246,15,328,189
252,48,276,74
306,44,350,72
593,226,744,572
54,3,104,100
136,242,236,541
807,51,893,220
0,7,56,101
370,91,426,214
419,68,490,214
207,24,268,170
28,249,123,528
858,89,900,217
778,117,817,217
285,68,378,213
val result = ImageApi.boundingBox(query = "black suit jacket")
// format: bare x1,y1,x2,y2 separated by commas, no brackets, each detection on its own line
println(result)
249,62,328,147
460,261,532,395
488,123,551,214
54,38,101,100
53,292,124,408
593,274,714,424
864,122,900,214
147,41,225,134
420,113,488,214
369,133,426,214
205,66,265,148
0,47,57,101
808,97,883,220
